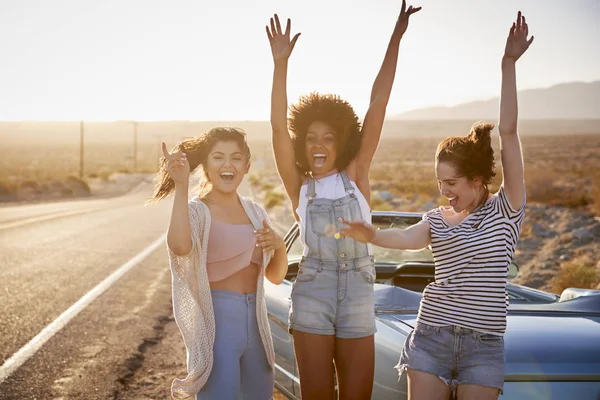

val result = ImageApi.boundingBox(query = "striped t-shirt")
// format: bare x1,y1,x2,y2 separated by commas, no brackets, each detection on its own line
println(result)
416,186,525,336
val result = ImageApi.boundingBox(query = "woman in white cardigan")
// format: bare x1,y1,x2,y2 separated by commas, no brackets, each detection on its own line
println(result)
148,127,288,400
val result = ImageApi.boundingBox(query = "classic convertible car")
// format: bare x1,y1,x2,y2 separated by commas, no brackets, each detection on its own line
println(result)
264,211,600,400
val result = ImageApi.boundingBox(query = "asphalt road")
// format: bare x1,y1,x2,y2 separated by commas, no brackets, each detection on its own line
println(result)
0,181,186,398
0,178,289,399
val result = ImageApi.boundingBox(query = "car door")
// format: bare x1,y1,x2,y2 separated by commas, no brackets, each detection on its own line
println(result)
265,278,297,398
264,225,303,398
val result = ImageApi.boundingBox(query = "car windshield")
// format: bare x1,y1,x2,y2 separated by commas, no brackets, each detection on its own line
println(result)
372,220,433,264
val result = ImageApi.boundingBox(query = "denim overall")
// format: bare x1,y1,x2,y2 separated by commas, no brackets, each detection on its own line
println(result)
289,171,376,338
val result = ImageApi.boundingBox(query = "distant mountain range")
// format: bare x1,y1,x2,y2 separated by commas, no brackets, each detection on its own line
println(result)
2,81,599,143
395,81,600,120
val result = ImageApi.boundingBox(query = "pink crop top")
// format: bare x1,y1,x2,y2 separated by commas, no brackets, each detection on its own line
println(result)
206,220,263,282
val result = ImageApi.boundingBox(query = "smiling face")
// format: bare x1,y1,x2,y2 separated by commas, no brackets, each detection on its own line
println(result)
304,120,338,175
204,140,249,194
436,161,484,213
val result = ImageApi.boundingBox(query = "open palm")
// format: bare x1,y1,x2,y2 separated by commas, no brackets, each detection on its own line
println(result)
266,14,301,63
504,11,534,61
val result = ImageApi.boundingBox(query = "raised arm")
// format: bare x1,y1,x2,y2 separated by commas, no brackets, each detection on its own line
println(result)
266,15,302,206
498,11,533,209
162,143,193,256
350,1,421,191
340,219,430,250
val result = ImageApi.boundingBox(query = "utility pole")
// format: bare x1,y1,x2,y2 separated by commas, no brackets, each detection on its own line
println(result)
79,121,84,178
133,121,138,172
156,136,162,169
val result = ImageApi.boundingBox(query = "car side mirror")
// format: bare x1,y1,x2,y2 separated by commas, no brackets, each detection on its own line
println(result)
508,262,519,280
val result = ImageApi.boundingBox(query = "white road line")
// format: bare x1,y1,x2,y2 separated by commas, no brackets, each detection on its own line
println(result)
274,363,300,384
0,207,106,231
0,233,167,384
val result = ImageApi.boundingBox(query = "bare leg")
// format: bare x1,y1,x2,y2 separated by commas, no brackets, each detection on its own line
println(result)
456,384,500,400
334,335,375,400
293,331,336,400
407,368,451,400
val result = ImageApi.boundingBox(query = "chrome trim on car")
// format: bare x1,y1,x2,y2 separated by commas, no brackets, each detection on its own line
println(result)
275,363,300,384
505,374,600,382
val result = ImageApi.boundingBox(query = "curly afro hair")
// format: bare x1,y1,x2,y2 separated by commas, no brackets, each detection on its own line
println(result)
288,92,362,175
435,121,497,186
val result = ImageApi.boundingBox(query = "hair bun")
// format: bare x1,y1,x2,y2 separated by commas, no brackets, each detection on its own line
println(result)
468,121,494,149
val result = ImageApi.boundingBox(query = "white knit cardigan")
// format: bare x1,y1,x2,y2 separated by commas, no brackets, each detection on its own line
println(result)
167,196,276,399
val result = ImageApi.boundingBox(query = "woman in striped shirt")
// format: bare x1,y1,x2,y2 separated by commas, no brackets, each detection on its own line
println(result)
340,11,533,400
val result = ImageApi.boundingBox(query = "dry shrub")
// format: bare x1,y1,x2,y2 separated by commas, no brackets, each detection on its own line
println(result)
248,173,261,187
520,221,533,238
20,180,41,190
370,196,394,211
0,179,18,196
526,167,593,208
265,191,285,209
523,168,555,203
66,175,91,194
552,256,599,294
593,174,600,216
96,168,113,181
261,182,275,192
369,167,394,183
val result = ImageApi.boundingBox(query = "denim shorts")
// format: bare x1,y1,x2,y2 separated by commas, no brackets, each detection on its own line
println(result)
396,322,505,392
288,255,377,339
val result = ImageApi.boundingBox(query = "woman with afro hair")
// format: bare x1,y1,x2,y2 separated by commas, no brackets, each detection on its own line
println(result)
265,2,420,398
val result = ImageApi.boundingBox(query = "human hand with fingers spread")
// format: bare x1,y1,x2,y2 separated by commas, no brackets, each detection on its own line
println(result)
161,142,190,186
504,11,534,62
266,14,301,64
255,220,284,253
339,218,377,244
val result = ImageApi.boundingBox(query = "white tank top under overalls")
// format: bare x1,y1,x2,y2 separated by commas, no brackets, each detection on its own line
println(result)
296,171,372,258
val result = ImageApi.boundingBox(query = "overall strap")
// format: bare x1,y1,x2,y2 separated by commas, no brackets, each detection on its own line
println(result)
340,171,355,194
306,176,317,199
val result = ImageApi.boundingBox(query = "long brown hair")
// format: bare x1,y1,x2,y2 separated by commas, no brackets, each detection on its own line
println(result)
146,127,251,204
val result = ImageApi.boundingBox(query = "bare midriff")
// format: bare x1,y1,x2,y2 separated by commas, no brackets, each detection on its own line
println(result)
209,263,260,294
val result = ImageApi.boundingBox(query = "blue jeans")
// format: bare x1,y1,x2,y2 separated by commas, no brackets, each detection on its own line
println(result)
396,322,505,393
196,290,273,400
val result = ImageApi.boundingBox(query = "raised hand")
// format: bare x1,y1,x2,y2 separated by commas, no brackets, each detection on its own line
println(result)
339,219,377,244
255,220,284,253
266,14,301,63
504,11,534,62
395,0,421,37
161,142,190,186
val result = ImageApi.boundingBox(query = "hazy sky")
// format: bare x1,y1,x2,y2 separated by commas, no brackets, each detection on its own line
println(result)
0,0,598,121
